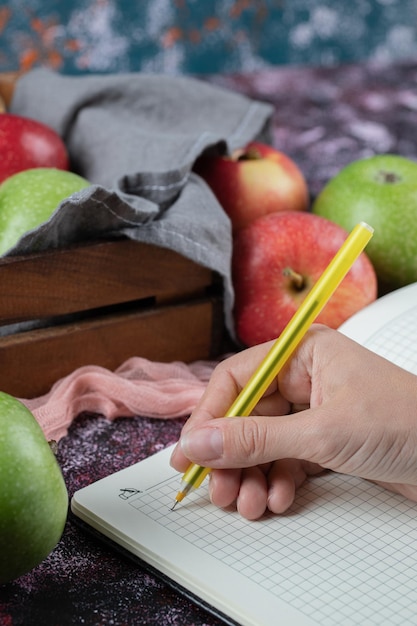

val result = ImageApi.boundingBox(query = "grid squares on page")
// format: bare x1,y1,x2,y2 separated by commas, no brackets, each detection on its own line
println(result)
129,471,417,626
363,305,417,374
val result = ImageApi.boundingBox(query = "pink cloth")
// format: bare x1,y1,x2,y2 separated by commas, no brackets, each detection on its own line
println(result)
20,356,221,442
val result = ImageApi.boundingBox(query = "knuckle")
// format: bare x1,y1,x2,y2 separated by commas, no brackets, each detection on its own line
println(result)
237,418,269,465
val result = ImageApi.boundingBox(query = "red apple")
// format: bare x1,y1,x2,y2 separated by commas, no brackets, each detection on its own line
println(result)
194,141,309,231
232,211,377,346
0,113,69,184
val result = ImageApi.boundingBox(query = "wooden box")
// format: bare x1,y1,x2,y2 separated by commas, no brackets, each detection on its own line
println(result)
0,73,227,399
0,240,226,398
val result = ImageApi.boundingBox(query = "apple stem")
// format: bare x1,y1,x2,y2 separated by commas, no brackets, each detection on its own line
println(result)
375,170,401,184
48,440,58,455
233,147,261,162
282,267,305,290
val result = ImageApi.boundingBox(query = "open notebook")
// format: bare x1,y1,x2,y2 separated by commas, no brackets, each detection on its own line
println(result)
71,282,417,626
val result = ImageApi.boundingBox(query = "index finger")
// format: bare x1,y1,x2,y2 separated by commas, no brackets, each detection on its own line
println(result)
190,339,287,427
170,340,290,471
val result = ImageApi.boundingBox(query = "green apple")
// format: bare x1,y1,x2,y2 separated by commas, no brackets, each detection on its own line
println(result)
312,155,417,292
0,392,68,584
0,167,90,256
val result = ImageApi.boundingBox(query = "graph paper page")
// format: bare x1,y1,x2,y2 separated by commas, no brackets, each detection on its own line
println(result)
72,283,417,626
339,281,417,374
72,445,417,626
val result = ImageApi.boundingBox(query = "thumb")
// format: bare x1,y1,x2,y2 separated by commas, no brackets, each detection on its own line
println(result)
180,410,322,469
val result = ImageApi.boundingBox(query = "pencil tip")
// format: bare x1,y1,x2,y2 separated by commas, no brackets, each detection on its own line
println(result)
170,500,179,511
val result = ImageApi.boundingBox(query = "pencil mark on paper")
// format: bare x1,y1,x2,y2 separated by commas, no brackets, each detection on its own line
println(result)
119,488,142,500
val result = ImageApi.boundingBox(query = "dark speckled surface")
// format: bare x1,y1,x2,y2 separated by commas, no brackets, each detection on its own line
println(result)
1,57,417,625
0,413,223,626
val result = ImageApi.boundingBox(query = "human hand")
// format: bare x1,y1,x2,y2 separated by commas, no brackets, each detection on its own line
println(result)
170,325,417,519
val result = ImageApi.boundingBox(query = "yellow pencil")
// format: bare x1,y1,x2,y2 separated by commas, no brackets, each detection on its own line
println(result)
172,221,374,509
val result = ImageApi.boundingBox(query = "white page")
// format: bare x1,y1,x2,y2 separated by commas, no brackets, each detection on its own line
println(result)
72,445,417,626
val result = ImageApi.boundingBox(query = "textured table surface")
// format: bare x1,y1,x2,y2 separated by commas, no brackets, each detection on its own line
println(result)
1,56,417,625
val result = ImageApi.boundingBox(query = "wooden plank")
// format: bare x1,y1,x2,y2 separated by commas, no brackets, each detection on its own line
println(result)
0,298,222,399
0,240,214,324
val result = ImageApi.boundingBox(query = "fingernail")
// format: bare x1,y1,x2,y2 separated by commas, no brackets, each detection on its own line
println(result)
181,427,223,461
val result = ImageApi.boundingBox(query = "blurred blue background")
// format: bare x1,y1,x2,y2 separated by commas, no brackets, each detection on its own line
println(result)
0,0,416,75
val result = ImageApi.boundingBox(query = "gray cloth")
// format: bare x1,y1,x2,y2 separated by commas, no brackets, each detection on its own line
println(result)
9,68,273,339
